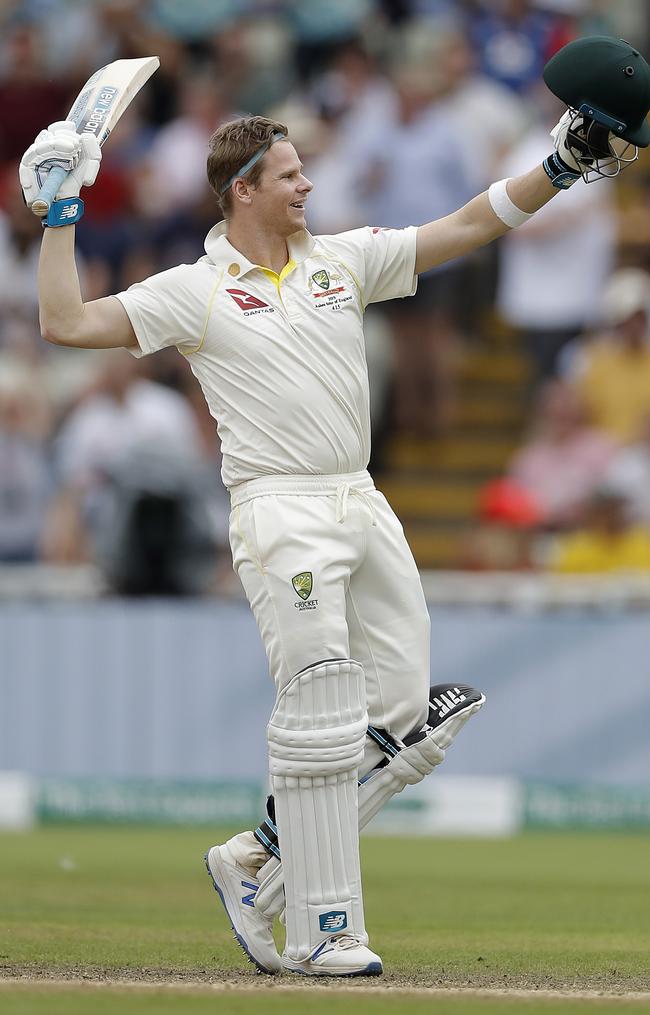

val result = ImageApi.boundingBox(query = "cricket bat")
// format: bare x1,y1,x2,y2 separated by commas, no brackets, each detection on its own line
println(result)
31,56,159,217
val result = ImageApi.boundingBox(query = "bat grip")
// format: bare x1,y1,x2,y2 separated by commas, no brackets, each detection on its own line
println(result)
31,166,68,217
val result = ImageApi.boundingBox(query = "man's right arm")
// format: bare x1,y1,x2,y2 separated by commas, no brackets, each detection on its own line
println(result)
39,223,138,350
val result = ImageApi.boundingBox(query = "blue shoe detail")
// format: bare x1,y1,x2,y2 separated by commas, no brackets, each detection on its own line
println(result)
203,852,275,976
241,880,258,908
284,960,383,978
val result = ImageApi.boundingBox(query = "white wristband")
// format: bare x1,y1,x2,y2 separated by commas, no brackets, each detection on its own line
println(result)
488,178,534,229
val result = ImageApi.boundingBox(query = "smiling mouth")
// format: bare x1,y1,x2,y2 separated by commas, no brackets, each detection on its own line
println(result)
290,202,305,210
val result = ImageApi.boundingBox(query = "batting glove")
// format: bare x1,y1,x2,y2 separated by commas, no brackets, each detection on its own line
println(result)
542,109,586,188
551,109,587,171
19,120,102,208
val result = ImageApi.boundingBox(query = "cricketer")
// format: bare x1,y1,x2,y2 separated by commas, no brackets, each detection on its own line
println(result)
20,36,650,977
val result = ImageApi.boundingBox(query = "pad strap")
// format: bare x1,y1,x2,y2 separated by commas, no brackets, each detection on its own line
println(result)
43,197,85,227
254,796,280,860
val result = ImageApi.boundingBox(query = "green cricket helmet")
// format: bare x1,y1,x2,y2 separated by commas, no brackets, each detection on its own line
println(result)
543,36,650,181
544,36,650,146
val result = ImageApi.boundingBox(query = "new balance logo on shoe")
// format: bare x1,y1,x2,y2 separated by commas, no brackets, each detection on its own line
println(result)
319,911,347,932
241,880,258,908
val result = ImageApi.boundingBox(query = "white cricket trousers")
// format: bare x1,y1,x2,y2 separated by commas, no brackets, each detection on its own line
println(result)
229,470,431,766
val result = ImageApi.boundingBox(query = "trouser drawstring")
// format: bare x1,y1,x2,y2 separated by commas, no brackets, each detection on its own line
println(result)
336,483,377,526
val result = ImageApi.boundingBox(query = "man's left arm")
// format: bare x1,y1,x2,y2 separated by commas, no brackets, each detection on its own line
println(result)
415,165,557,274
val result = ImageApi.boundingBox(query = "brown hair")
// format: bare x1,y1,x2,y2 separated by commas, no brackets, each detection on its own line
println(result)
207,115,289,217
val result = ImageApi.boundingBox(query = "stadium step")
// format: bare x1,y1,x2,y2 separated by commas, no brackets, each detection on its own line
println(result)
383,435,519,473
380,479,479,521
376,333,531,568
453,393,528,430
400,522,469,570
457,349,529,385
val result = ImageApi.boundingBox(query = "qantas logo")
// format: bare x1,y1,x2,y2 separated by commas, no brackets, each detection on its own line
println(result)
226,289,271,312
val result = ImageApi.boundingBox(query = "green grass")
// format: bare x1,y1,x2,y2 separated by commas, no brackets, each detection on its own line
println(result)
2,985,650,1015
1,827,650,1013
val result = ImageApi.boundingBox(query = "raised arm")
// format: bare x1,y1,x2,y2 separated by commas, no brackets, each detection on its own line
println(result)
39,225,137,349
415,164,556,274
20,120,138,350
415,99,639,274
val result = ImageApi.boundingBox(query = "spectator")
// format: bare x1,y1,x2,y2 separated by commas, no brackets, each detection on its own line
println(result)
94,441,226,596
44,351,203,562
2,0,649,574
0,21,72,165
549,487,650,573
398,19,528,328
287,0,375,83
572,268,650,443
0,355,52,562
400,21,528,192
603,412,650,526
467,0,561,96
137,71,234,220
508,380,618,528
0,170,47,354
495,93,616,385
209,15,294,113
460,477,542,571
353,54,474,434
299,40,396,234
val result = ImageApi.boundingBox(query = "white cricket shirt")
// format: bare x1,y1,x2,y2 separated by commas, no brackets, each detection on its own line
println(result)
115,222,417,488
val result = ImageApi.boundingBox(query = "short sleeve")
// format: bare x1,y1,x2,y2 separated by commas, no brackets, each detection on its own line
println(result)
319,226,418,307
114,263,210,358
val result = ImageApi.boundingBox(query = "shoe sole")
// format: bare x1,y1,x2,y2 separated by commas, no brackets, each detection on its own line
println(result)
204,850,280,976
283,960,383,977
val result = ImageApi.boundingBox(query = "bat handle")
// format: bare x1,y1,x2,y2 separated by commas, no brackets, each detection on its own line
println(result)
31,166,69,217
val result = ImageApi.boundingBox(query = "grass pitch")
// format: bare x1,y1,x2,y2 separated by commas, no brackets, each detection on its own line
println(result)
1,826,650,1013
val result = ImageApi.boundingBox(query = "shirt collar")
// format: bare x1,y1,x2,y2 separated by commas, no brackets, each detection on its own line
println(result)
203,221,315,280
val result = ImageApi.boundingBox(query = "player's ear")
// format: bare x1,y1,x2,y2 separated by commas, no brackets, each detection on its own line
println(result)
232,178,253,207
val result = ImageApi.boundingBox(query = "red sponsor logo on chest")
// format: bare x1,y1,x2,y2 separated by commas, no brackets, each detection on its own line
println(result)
226,289,270,312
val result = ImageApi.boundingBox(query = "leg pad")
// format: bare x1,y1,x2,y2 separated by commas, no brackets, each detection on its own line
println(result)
268,658,368,960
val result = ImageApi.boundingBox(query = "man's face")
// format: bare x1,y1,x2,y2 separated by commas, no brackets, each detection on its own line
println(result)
250,141,312,236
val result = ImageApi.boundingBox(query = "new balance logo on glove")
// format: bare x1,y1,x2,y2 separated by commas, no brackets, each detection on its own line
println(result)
430,686,467,720
59,202,80,219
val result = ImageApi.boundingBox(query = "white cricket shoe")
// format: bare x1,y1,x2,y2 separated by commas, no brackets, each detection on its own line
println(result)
283,935,383,977
204,837,282,975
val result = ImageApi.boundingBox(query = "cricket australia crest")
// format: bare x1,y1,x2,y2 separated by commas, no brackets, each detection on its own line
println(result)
292,571,313,600
308,266,352,311
311,269,330,290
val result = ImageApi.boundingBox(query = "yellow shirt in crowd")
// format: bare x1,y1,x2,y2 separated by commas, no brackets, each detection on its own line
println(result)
551,527,650,574
578,344,650,442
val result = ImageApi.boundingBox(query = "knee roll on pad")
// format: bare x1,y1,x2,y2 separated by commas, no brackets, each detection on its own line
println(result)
267,658,367,778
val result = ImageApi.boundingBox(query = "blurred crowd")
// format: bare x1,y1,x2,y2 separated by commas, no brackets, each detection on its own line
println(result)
2,0,650,587
466,265,650,572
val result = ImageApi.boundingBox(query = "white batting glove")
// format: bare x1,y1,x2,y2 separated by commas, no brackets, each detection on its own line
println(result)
19,120,102,207
550,109,584,172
